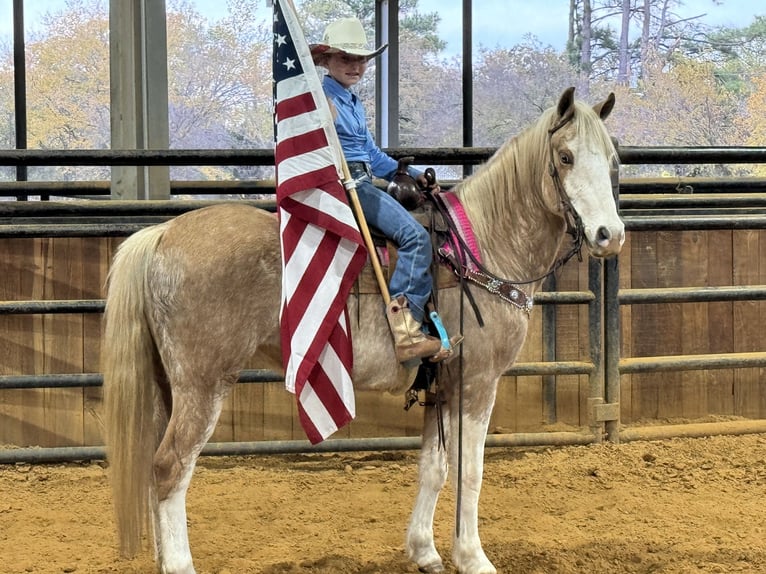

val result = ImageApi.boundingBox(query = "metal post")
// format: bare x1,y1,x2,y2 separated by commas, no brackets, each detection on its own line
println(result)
12,0,28,200
375,0,399,148
542,274,557,423
462,0,473,177
588,257,604,443
604,255,621,443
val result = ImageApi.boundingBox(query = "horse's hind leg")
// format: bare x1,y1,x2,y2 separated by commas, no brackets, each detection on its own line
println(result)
152,372,237,574
407,403,449,573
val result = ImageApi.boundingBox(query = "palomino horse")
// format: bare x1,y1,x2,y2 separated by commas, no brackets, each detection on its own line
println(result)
102,87,625,574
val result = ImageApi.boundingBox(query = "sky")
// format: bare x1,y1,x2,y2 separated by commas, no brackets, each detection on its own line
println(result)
425,0,762,55
0,0,763,57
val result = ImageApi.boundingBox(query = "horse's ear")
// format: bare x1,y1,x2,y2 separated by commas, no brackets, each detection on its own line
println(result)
593,92,616,121
557,87,576,119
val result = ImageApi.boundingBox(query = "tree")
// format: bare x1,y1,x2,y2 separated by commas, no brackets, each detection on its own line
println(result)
472,40,579,147
742,72,766,177
610,58,748,177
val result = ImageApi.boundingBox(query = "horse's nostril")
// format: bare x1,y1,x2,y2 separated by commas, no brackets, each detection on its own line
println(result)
596,226,612,246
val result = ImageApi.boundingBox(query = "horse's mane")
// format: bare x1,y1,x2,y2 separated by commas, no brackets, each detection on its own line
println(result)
454,99,617,251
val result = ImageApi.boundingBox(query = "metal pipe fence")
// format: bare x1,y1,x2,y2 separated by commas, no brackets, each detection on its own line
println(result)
1,146,766,462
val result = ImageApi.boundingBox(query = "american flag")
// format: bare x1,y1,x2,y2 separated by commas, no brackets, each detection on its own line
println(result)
273,0,367,444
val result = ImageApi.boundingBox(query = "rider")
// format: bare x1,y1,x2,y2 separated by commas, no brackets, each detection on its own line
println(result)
311,17,455,364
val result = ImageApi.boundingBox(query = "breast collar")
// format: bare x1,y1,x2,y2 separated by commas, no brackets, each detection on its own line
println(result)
435,192,533,314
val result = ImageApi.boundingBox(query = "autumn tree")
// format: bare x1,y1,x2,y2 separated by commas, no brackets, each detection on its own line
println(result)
165,0,273,181
0,0,764,186
15,1,110,181
741,72,766,177
610,58,748,177
472,41,579,147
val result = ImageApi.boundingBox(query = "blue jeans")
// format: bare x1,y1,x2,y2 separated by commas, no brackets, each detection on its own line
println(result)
348,164,432,323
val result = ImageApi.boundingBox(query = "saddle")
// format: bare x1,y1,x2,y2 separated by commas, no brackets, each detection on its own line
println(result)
353,200,458,295
355,158,459,294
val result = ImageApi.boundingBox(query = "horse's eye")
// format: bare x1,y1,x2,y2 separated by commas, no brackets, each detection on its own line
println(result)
560,152,572,165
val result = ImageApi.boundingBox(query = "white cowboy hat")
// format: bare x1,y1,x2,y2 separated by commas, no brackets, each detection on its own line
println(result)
310,17,388,62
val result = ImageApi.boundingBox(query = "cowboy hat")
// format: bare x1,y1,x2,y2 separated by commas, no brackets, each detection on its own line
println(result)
310,17,388,63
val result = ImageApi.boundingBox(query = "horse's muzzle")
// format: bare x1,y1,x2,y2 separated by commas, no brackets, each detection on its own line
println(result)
587,223,625,256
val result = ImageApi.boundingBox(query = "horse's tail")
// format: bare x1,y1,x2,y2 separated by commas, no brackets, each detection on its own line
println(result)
102,223,167,558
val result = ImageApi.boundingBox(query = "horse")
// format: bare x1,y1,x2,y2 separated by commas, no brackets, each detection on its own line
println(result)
101,86,625,574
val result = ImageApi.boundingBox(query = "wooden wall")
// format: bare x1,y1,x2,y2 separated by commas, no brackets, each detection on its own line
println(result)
1,229,765,448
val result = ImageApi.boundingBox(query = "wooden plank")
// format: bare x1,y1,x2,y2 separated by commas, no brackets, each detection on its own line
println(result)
228,383,265,442
629,231,660,421
619,232,633,424
42,238,85,447
262,381,298,440
732,230,760,418
501,300,545,432
655,231,684,420
352,391,411,437
680,230,709,419
554,261,582,426
82,237,110,446
0,238,39,446
759,230,766,419
513,375,543,432
706,230,734,415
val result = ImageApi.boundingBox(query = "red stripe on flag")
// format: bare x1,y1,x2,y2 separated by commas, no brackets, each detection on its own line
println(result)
281,234,350,384
275,128,329,165
282,232,342,332
276,165,343,199
299,363,353,433
296,401,322,444
295,313,356,444
276,91,316,122
278,211,308,266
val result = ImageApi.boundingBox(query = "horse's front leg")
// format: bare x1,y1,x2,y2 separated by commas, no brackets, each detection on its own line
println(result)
406,402,450,573
450,380,498,574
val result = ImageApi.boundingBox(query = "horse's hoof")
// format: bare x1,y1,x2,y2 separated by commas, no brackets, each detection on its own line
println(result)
418,564,445,573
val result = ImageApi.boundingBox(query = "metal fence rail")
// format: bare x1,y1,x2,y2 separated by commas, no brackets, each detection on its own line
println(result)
2,146,766,462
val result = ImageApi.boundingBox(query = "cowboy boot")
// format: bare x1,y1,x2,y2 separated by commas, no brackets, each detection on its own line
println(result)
386,296,444,364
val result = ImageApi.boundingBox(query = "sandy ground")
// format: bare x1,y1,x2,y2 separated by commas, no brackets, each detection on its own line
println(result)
1,432,765,574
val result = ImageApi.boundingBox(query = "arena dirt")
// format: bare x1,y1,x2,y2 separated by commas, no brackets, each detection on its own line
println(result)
1,432,765,573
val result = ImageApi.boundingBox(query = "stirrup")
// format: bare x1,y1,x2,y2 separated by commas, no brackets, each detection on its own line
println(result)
427,309,463,362
429,334,463,363
386,296,444,364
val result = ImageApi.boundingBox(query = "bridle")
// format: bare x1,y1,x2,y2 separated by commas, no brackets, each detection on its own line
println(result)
545,112,586,273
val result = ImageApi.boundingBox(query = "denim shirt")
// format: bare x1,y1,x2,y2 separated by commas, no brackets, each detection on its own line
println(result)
322,75,399,180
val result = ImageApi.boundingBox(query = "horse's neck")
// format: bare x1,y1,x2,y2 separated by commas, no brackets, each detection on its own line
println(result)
456,144,566,290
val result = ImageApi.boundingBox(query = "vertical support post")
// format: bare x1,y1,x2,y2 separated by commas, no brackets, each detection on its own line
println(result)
542,274,557,424
461,0,473,177
604,255,621,443
588,257,604,443
109,0,170,200
375,0,399,148
12,0,28,200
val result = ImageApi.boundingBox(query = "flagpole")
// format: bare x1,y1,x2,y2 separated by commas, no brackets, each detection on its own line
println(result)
340,160,391,305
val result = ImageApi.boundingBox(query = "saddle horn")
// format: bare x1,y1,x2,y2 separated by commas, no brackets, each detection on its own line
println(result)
386,156,425,210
